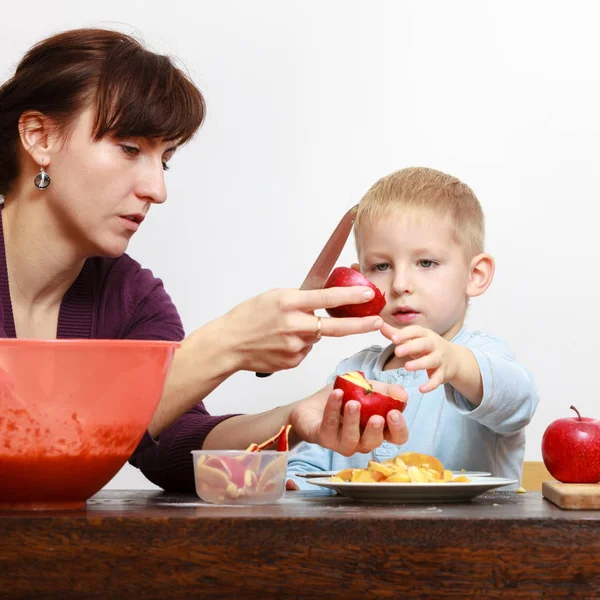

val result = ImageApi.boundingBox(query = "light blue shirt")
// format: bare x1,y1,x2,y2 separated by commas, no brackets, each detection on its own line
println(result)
287,326,539,490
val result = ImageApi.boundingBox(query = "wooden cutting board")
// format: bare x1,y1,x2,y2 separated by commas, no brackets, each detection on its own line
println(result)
542,481,600,509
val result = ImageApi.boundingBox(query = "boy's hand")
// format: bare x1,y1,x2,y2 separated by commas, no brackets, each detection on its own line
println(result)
381,323,460,393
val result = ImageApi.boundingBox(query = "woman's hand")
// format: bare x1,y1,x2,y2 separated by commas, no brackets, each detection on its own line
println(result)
288,382,409,456
221,287,384,373
149,286,383,437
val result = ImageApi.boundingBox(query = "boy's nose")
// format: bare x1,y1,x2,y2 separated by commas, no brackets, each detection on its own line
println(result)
391,269,414,296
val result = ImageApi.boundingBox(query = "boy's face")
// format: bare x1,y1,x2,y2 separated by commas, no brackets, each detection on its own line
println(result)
356,208,473,341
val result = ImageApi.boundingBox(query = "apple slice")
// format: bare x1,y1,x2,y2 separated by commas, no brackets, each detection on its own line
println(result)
397,452,445,478
334,468,354,481
385,472,410,483
334,370,407,428
407,466,429,483
368,460,397,478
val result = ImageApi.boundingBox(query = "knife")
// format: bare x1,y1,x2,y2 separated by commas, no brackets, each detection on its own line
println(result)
256,204,359,378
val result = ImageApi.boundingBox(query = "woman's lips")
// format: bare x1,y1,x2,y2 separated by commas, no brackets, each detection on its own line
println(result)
120,216,140,232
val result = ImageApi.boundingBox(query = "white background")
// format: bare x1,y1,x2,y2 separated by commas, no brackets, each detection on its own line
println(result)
2,1,598,489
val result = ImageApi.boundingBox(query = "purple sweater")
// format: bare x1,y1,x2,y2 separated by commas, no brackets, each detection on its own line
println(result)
0,213,235,492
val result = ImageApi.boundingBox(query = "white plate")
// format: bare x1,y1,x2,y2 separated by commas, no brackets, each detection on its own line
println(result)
294,470,492,479
305,476,517,503
447,470,492,478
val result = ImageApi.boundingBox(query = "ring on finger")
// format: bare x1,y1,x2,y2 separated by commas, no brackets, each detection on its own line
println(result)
315,316,322,340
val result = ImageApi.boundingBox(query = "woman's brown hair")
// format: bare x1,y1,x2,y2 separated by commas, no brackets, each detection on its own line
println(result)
0,28,205,195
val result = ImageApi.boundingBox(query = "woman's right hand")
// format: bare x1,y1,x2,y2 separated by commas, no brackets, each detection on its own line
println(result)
149,286,381,436
220,286,383,373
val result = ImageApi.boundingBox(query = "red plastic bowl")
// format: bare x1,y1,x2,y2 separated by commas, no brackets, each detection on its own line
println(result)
0,339,178,510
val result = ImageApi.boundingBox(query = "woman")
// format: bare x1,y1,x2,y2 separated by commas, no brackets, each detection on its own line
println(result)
0,28,408,491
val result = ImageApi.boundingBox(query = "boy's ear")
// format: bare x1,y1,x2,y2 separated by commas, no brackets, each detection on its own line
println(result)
17,111,60,168
350,262,361,272
467,253,495,298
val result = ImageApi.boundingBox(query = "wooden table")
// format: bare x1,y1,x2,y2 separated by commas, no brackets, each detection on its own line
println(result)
1,489,599,599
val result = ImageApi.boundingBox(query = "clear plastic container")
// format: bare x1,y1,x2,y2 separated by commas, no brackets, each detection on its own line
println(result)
192,450,288,505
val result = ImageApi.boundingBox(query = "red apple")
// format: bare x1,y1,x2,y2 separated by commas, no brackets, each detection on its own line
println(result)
541,406,600,483
334,371,407,429
323,266,386,318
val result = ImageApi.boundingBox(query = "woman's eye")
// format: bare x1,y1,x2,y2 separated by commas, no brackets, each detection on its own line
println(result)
374,263,390,272
121,145,139,156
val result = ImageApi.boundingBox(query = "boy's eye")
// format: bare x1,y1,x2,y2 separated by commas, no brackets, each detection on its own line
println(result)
162,162,170,171
418,260,435,268
374,263,390,272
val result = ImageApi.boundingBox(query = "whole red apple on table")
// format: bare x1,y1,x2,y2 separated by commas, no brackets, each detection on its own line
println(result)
541,406,600,483
323,267,386,318
334,371,407,429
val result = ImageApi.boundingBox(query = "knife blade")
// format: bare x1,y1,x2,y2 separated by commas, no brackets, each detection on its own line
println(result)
299,204,359,290
256,204,359,378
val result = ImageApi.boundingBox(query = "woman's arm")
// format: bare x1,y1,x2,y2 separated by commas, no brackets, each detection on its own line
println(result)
126,278,405,492
204,384,409,453
148,285,385,437
147,317,238,437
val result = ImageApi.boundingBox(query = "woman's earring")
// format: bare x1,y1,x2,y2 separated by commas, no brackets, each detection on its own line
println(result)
34,166,50,190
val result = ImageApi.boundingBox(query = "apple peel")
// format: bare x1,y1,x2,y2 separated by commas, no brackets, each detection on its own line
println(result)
194,427,290,504
245,424,291,452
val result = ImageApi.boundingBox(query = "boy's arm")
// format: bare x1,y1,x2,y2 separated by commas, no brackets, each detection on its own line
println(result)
286,442,334,490
445,334,539,435
445,344,484,406
382,324,538,437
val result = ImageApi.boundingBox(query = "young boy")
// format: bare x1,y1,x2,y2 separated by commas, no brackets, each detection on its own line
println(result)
287,167,539,489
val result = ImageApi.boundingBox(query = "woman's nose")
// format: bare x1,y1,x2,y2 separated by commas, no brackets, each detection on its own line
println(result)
136,160,167,205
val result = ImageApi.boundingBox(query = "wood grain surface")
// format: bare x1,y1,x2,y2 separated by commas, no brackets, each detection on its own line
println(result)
1,490,599,599
543,481,600,509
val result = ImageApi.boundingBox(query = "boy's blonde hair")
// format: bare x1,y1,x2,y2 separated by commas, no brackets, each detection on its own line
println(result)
355,167,485,258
